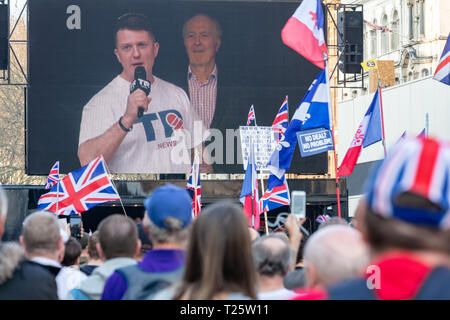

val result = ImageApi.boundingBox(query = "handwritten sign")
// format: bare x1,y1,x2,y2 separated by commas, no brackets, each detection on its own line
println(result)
239,126,277,171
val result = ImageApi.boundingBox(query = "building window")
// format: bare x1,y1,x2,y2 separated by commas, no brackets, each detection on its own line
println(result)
408,1,414,39
418,0,425,37
421,69,429,77
381,14,388,55
391,10,399,51
370,19,378,57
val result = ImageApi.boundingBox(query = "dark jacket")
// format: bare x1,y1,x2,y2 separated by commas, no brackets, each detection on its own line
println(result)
0,242,60,300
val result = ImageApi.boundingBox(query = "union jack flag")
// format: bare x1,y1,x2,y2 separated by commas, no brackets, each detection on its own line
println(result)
45,161,60,190
261,174,290,212
272,97,289,142
433,33,449,86
247,105,256,125
37,156,120,216
186,156,201,217
316,214,331,224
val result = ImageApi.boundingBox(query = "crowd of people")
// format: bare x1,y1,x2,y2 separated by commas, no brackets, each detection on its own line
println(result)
1,136,450,300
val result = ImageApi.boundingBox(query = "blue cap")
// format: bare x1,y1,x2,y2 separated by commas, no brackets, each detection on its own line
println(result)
144,184,192,229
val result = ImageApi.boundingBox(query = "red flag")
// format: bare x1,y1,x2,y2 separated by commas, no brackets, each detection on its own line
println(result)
338,92,382,177
281,0,328,69
240,146,261,230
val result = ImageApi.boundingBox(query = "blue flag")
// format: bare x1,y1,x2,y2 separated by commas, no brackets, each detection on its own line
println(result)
267,69,331,179
363,89,383,148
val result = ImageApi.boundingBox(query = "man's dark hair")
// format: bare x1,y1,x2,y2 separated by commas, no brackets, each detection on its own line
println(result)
97,214,138,260
114,13,156,47
365,192,450,255
62,237,83,266
87,231,100,260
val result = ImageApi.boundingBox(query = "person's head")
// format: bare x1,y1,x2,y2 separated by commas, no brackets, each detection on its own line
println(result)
61,237,82,267
97,214,141,260
87,231,100,260
304,225,369,288
0,187,7,239
183,14,221,69
142,184,193,248
359,137,450,256
252,234,295,282
113,13,159,82
175,201,257,300
20,211,64,260
318,216,348,230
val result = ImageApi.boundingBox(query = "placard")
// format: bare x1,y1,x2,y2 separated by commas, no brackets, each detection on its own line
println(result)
297,128,334,157
239,126,277,171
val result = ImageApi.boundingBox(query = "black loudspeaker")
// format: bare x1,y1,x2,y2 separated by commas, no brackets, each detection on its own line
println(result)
337,11,363,74
0,4,8,70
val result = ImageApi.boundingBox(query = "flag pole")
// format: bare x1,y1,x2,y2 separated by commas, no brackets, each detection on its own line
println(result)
56,179,60,215
253,116,268,234
193,148,199,217
102,156,127,218
324,53,342,219
249,138,255,229
376,69,388,157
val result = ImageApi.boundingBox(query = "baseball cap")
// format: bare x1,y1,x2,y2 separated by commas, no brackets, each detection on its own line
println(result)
364,136,450,229
144,184,192,229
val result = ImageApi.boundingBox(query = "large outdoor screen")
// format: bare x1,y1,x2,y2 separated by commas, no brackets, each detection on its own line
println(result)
26,0,328,175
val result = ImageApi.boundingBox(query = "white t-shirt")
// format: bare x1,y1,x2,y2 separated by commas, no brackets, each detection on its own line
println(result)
79,75,205,173
257,288,296,300
56,266,87,300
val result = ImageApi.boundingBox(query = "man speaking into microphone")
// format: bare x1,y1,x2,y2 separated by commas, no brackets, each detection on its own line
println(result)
78,13,204,173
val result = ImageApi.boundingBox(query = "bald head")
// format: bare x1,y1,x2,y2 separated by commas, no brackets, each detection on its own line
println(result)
252,234,294,277
304,225,369,287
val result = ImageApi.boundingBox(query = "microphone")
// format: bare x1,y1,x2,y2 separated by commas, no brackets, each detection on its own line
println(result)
130,66,151,118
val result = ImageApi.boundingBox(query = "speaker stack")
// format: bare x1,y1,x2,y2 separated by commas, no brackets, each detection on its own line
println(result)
337,10,363,74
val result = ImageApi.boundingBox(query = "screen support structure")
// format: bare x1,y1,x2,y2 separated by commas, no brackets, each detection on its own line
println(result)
325,3,364,90
0,0,28,86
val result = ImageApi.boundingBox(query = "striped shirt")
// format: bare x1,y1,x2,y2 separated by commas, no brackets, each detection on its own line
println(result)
187,65,218,129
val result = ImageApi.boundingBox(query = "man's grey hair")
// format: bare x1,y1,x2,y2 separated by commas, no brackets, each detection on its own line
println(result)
143,215,190,244
182,14,222,40
304,225,369,287
252,233,294,277
22,211,61,256
0,187,7,217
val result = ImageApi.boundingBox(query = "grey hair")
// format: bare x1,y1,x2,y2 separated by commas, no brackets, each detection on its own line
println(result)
0,187,7,217
22,211,61,255
182,14,222,40
252,234,294,277
304,225,369,287
143,215,190,244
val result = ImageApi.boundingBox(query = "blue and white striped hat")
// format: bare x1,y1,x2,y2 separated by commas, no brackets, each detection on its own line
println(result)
364,136,450,229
